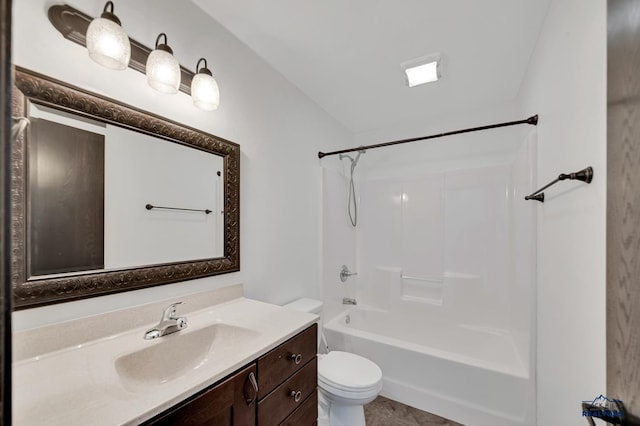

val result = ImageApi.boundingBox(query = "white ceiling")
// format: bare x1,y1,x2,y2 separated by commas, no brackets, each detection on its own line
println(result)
192,0,551,134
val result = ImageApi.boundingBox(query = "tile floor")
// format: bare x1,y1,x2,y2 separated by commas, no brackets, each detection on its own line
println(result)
364,396,464,426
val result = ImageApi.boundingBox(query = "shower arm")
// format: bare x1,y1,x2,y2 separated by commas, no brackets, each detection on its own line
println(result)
524,167,593,203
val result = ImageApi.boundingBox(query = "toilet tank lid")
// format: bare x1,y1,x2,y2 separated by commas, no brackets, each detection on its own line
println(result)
283,298,323,314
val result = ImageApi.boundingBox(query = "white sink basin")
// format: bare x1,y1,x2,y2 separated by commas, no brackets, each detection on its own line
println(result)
115,323,259,388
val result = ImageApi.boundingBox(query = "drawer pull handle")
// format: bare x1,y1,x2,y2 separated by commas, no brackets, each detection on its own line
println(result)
244,371,258,405
290,353,302,364
290,390,302,402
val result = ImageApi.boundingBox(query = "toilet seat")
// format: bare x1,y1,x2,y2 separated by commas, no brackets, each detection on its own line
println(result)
318,351,382,399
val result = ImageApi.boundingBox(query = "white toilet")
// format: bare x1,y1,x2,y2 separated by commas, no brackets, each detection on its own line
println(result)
283,298,383,426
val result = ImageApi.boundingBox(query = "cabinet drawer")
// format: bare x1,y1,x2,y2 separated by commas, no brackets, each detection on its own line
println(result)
257,358,317,426
281,391,318,426
257,323,317,399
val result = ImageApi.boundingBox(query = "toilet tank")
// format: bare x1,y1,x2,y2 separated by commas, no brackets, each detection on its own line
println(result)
283,298,323,316
283,298,323,350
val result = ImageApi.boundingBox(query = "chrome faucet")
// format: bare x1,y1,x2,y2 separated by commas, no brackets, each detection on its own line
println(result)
144,302,188,340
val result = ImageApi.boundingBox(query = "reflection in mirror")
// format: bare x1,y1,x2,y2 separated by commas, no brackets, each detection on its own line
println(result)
28,106,105,276
12,67,240,309
27,104,224,279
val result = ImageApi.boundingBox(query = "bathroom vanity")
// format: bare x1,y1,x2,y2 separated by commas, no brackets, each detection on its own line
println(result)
12,285,318,426
145,324,318,425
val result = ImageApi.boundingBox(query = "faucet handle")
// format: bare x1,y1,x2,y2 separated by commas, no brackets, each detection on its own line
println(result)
340,265,358,282
176,317,188,329
162,302,184,320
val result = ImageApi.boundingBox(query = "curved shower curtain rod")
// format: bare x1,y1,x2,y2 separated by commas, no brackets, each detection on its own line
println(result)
317,115,538,159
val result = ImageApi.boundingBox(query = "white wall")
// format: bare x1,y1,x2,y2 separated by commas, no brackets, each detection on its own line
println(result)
104,125,223,267
354,99,523,150
12,0,351,330
519,0,606,425
320,166,356,322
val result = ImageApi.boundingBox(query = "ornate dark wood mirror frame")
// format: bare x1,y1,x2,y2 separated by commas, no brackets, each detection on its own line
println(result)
11,67,240,309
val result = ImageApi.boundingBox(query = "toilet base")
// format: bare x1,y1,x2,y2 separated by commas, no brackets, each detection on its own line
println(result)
318,388,369,426
328,403,366,426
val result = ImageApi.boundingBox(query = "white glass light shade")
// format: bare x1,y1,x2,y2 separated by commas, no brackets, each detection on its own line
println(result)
191,73,220,111
86,17,131,70
146,49,181,94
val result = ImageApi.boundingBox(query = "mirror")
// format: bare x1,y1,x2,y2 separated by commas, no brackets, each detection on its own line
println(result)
11,67,240,309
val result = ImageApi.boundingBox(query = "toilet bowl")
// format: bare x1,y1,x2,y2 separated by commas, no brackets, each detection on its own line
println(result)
283,298,383,426
318,350,383,425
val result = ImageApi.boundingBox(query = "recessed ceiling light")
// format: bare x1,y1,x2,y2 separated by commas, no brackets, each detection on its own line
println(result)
402,54,441,87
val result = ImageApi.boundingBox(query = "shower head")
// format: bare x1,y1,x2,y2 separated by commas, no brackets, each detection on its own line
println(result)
339,153,355,162
354,150,363,165
339,146,366,169
339,147,366,228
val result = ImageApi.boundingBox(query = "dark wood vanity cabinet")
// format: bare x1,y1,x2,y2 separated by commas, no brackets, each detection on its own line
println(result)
145,363,257,426
144,324,317,426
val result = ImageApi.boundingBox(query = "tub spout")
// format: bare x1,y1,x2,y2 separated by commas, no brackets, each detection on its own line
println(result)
342,297,357,305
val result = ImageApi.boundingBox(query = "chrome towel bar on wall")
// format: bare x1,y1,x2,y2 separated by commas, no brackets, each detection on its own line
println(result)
525,167,593,203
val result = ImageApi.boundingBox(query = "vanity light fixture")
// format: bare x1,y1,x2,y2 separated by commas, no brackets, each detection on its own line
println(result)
402,54,441,87
50,4,222,110
146,33,181,94
191,58,220,111
85,1,131,70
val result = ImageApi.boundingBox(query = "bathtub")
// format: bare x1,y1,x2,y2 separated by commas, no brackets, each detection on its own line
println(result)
323,307,534,426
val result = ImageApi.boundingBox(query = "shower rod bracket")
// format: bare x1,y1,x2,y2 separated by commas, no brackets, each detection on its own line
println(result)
524,166,593,203
317,115,538,159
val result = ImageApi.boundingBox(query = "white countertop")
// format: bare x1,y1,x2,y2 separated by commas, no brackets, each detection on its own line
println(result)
13,287,317,425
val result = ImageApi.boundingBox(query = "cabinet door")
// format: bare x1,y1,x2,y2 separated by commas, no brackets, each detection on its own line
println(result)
148,363,257,426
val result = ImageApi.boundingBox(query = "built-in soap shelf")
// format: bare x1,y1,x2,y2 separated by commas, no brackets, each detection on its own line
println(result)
400,274,444,305
399,271,481,306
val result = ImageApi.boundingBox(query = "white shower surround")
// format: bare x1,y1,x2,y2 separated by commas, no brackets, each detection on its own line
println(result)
321,129,537,426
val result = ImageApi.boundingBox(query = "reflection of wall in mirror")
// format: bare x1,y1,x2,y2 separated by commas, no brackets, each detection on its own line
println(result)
104,125,223,269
